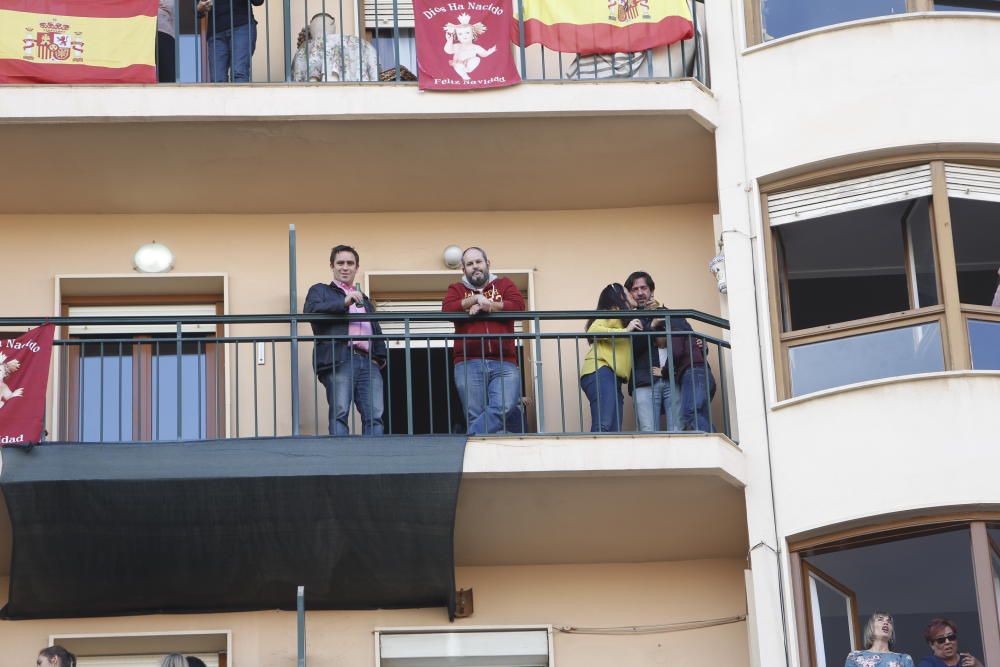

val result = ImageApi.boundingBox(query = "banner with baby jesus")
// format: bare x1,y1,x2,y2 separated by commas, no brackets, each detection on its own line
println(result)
0,324,54,446
415,0,521,90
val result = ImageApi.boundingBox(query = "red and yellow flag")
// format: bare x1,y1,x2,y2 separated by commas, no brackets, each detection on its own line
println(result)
514,0,693,56
0,0,157,84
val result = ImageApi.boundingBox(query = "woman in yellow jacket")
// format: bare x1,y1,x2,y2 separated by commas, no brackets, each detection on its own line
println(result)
580,283,643,432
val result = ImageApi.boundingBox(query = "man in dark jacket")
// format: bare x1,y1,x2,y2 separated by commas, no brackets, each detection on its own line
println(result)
304,245,386,436
442,247,525,435
626,270,716,432
625,271,675,431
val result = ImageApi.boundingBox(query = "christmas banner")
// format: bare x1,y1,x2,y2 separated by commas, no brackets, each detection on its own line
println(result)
0,0,157,84
0,324,54,445
514,0,693,55
415,0,521,90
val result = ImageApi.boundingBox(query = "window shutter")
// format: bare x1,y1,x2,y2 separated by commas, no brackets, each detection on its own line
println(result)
767,165,933,226
945,163,1000,203
363,0,415,29
67,304,218,335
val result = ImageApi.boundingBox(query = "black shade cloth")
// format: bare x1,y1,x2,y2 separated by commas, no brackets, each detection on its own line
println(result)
0,436,466,620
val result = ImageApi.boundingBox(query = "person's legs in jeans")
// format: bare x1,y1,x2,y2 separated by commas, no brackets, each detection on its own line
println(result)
634,384,655,432
351,354,384,436
581,365,623,432
454,359,486,435
208,28,232,82
318,364,349,436
635,377,674,432
229,21,257,82
481,360,521,434
679,365,716,432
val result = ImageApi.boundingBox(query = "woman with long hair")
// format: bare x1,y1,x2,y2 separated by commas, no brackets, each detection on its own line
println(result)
845,612,914,667
580,283,642,432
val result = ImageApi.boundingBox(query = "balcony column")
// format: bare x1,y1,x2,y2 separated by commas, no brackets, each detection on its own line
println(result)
706,0,791,666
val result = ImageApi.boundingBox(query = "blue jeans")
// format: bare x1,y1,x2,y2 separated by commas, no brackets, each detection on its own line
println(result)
318,352,384,436
454,359,521,435
679,366,716,432
208,22,256,82
581,366,623,432
634,377,678,432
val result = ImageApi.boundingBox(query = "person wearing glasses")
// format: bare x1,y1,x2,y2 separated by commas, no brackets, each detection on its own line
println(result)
845,611,914,667
919,618,983,667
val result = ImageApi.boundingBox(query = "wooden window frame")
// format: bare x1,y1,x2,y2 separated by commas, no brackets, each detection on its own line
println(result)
763,158,1000,400
59,295,225,443
789,515,1000,667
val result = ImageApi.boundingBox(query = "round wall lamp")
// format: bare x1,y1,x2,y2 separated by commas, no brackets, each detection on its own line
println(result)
443,244,463,270
133,241,175,273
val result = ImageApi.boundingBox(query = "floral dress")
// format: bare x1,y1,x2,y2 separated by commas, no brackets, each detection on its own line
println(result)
845,650,915,667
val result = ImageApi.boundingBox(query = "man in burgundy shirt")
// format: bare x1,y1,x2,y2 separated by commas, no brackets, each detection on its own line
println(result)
442,247,525,435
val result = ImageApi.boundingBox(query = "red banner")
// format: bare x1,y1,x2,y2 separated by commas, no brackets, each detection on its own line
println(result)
415,0,520,91
0,324,54,446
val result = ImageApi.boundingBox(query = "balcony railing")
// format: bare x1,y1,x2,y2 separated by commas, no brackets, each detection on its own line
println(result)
1,309,732,443
155,0,707,85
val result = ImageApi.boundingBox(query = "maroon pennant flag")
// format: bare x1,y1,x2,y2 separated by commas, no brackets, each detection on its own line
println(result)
415,0,521,90
0,324,55,446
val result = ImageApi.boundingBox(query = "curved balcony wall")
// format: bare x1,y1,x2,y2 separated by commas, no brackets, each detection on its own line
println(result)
738,14,1000,180
768,374,1000,536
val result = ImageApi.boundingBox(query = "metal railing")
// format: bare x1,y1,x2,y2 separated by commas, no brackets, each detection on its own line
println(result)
1,309,732,443
156,0,707,85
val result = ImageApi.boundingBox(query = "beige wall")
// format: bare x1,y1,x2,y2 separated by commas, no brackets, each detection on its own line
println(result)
0,559,749,667
0,205,722,437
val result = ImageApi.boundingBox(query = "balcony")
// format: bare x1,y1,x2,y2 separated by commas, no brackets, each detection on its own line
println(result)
0,308,733,442
0,308,743,621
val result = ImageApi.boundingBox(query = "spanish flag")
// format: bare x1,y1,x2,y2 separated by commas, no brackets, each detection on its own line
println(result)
0,0,157,83
514,0,693,55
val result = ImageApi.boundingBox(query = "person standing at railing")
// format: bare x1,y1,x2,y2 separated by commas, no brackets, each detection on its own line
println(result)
580,283,642,432
660,310,716,433
156,0,176,82
197,0,265,82
442,247,525,435
304,245,386,437
624,271,674,432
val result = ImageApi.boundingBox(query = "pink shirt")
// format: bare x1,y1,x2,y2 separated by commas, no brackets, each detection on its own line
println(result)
334,280,373,353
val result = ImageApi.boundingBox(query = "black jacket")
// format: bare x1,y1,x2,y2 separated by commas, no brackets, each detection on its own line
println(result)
303,282,386,375
630,310,711,389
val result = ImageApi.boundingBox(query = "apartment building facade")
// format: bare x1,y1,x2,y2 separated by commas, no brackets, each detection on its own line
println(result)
0,0,998,666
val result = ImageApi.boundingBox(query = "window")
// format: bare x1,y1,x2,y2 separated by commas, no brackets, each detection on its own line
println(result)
750,0,1000,44
935,0,1000,11
766,161,1000,398
50,631,229,667
375,627,552,667
60,303,224,442
793,521,1000,667
760,0,906,41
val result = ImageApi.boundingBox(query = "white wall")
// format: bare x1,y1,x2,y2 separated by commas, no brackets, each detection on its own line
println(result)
768,374,1000,537
739,14,1000,180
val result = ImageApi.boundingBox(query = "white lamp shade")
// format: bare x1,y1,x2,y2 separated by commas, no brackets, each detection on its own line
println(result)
443,245,463,269
133,242,175,273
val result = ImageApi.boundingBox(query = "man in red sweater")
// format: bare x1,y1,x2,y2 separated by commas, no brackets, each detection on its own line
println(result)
442,247,525,434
